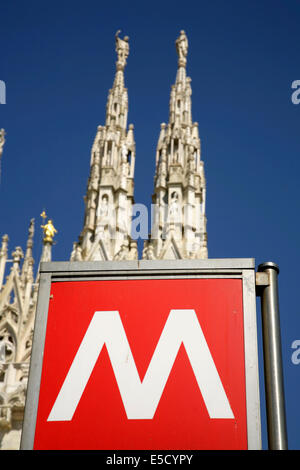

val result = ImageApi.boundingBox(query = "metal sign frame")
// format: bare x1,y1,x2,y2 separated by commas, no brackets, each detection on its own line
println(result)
21,258,261,450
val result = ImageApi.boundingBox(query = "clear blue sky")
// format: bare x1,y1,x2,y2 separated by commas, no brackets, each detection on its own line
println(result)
1,0,300,450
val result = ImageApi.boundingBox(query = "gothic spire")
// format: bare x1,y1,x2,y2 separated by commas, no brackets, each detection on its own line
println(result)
75,33,137,262
0,234,8,290
40,213,57,262
21,218,35,285
169,30,192,129
143,31,208,260
105,31,130,133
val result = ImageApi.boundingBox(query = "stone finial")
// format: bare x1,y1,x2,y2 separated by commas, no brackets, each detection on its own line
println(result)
1,234,8,250
175,30,188,67
12,246,24,269
21,218,35,280
25,218,35,249
115,30,129,71
28,218,34,239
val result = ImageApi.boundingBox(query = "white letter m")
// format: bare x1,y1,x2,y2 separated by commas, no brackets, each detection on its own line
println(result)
47,310,234,421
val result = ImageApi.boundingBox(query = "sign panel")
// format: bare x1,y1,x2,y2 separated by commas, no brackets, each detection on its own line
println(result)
21,260,261,450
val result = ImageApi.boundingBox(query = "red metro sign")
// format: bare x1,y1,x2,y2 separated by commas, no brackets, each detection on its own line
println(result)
47,308,234,423
22,261,261,450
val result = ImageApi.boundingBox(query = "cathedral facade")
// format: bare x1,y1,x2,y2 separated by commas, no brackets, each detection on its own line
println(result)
0,31,207,449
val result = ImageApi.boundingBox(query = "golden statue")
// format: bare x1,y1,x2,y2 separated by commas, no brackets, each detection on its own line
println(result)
41,217,57,243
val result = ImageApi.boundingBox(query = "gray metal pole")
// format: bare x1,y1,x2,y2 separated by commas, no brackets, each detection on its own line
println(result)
257,262,288,450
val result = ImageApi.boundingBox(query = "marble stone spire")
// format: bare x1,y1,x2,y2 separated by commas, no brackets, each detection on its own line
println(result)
72,32,137,261
143,31,208,260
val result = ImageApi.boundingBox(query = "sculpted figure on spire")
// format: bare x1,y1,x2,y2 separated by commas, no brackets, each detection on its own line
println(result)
115,30,129,70
41,219,57,244
176,30,188,67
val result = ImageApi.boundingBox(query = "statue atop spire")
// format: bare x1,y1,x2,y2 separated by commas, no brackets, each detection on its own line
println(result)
176,30,188,67
27,218,35,241
40,211,57,244
115,30,129,71
41,219,57,244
